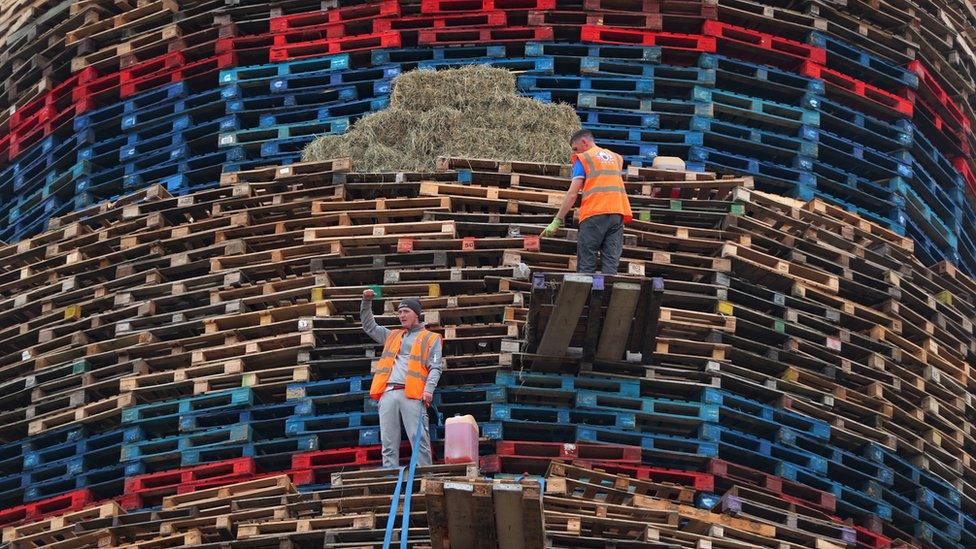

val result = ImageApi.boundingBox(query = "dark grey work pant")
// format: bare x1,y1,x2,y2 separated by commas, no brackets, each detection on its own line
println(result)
577,214,624,275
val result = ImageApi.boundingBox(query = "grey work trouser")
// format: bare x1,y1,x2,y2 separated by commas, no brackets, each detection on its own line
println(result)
577,213,624,275
378,388,432,468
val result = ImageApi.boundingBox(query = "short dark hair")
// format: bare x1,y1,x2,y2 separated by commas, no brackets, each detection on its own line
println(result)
570,129,593,145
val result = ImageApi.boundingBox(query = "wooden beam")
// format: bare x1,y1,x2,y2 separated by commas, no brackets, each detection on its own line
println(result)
596,282,642,362
536,274,592,356
640,277,665,364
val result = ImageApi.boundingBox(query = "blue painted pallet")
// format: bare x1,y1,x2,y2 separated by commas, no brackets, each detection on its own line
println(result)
23,427,136,472
434,385,506,407
693,86,820,130
585,125,700,147
418,57,554,73
221,154,303,174
897,179,959,249
269,66,400,94
576,60,715,90
180,402,300,432
524,41,662,62
786,433,894,487
225,84,366,113
577,108,659,128
122,387,256,424
517,75,655,95
576,424,718,459
261,134,338,157
576,390,718,420
255,98,388,127
122,135,231,177
818,97,913,152
120,149,235,192
77,135,127,168
490,403,636,430
688,146,815,198
118,91,227,132
896,164,963,225
776,462,892,521
903,215,960,266
120,119,229,161
23,463,127,503
0,475,25,508
810,187,903,234
496,371,640,397
297,425,381,450
8,133,86,194
911,126,966,191
0,442,23,477
218,118,350,148
708,391,831,440
371,44,507,64
219,54,352,85
693,116,817,167
285,411,378,436
290,389,372,416
809,32,919,91
817,129,912,180
703,424,828,474
121,424,252,462
700,54,823,107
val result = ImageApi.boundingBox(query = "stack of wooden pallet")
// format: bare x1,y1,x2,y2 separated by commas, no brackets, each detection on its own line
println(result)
0,155,974,547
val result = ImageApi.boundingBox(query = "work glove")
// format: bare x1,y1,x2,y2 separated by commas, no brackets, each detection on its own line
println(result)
541,217,563,237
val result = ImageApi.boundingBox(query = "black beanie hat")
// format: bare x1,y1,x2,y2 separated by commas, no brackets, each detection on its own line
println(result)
397,298,423,318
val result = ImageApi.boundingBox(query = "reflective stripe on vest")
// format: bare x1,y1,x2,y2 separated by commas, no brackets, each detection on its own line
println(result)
577,146,633,224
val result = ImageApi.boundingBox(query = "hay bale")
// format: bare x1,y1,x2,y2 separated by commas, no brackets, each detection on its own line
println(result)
302,65,581,171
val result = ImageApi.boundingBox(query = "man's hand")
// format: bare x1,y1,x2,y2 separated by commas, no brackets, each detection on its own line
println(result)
422,391,434,407
541,217,563,237
363,289,375,300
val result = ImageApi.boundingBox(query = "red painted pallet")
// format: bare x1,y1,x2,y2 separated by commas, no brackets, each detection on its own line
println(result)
496,440,642,462
702,20,825,67
909,59,972,133
418,26,554,46
572,460,715,491
271,19,389,44
121,53,235,97
705,458,836,514
580,25,715,52
270,0,401,31
913,96,971,156
954,157,976,197
0,133,11,164
269,31,401,61
376,10,508,31
8,68,97,129
421,0,555,14
851,524,894,549
0,489,93,528
801,61,914,119
216,34,275,57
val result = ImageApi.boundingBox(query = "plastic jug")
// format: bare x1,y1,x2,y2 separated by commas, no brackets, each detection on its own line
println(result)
443,414,479,464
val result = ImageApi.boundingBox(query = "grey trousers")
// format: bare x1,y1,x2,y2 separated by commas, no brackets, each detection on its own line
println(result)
577,214,624,275
378,388,432,468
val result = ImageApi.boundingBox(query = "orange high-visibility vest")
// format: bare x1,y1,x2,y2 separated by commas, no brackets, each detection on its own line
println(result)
369,329,440,400
573,146,633,224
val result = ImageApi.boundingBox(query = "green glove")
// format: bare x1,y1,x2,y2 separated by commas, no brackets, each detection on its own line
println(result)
541,217,563,237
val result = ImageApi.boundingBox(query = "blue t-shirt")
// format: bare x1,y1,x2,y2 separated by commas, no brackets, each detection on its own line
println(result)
572,159,585,180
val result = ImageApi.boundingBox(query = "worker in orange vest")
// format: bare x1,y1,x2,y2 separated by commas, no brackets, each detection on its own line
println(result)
362,290,443,468
542,130,633,275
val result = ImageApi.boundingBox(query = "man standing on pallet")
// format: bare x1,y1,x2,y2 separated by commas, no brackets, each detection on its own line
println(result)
361,290,443,468
542,130,633,275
